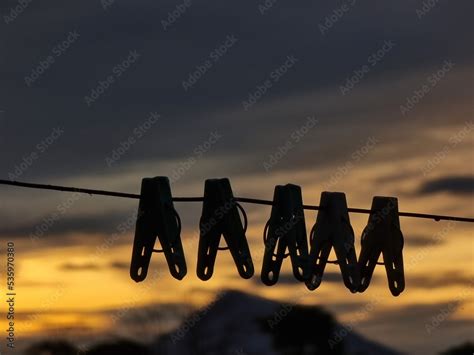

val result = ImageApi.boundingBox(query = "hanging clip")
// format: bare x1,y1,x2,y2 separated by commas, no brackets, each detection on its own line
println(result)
197,178,254,280
130,177,187,282
358,196,405,296
261,184,310,286
306,192,360,292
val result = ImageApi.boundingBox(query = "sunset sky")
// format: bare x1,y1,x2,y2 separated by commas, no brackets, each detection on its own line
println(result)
0,1,473,354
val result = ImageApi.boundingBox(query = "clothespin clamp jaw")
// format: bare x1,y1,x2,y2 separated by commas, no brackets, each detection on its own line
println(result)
261,184,310,286
306,192,360,292
197,178,254,281
130,177,187,282
358,196,405,296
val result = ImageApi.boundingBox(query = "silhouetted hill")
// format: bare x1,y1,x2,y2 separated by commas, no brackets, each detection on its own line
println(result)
27,290,472,355
152,290,400,355
440,342,474,355
24,339,150,355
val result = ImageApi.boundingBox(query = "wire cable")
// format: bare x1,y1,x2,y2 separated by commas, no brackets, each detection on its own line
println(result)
0,179,473,223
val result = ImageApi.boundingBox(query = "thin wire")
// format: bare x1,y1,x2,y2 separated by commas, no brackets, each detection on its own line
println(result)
0,179,473,223
326,260,384,265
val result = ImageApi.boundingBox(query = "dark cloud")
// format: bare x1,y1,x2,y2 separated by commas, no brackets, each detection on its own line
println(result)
0,211,134,238
357,302,474,354
408,272,474,289
109,261,129,270
59,262,100,271
59,260,131,272
1,1,473,263
252,271,354,285
252,273,301,285
418,176,474,195
404,234,445,247
0,1,472,181
325,300,380,314
360,302,467,327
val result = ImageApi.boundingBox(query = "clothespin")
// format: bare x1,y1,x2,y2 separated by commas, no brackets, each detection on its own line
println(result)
358,196,405,296
306,192,360,292
197,178,254,280
130,177,187,282
261,184,310,286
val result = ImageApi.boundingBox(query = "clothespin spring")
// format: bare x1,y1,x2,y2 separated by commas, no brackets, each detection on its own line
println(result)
306,225,384,266
262,220,291,258
152,202,247,253
151,208,181,254
204,201,248,252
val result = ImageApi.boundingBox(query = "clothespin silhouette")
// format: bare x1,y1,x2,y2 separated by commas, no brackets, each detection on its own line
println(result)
197,178,254,280
358,196,405,296
261,184,310,285
306,192,360,292
130,177,187,282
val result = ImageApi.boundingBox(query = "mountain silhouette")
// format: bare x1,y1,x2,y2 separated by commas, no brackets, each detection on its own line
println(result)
24,290,471,354
152,289,400,355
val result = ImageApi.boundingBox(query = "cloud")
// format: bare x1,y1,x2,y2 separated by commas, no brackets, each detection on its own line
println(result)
58,260,130,272
1,1,473,270
251,271,358,285
408,272,474,289
357,302,474,354
0,0,473,182
361,302,465,327
418,176,474,195
404,234,445,247
59,262,100,271
109,261,129,270
0,211,134,239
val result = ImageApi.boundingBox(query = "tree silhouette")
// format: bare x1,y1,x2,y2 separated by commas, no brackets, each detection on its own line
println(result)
260,305,344,355
440,342,474,355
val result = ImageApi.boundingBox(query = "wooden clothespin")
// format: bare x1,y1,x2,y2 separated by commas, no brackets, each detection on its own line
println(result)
261,184,310,285
306,192,360,292
197,178,254,280
130,177,187,282
358,196,405,296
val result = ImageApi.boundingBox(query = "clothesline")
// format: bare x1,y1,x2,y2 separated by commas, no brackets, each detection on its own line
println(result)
0,179,473,223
